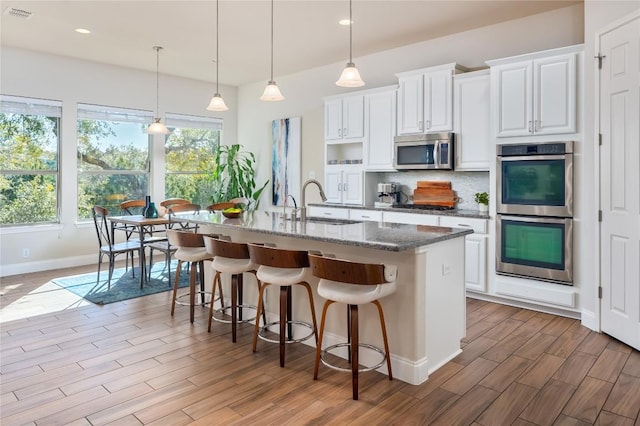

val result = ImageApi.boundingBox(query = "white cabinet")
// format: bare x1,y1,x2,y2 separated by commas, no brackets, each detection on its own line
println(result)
396,63,467,135
349,209,382,221
307,205,350,219
382,211,439,226
324,166,363,205
453,70,491,171
488,46,579,137
364,88,396,171
324,95,364,141
440,216,488,293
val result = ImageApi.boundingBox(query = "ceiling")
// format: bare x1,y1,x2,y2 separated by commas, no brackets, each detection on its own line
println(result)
1,0,581,87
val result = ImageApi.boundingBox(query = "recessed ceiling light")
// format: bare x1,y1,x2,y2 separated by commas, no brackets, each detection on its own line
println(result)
75,28,91,34
339,19,352,26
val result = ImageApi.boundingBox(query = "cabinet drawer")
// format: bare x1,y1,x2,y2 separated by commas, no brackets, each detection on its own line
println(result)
307,206,350,219
439,216,487,234
382,211,439,226
349,209,382,221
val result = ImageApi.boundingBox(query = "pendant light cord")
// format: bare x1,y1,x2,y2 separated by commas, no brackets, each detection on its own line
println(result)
153,46,161,117
349,0,353,63
270,0,274,81
216,0,220,93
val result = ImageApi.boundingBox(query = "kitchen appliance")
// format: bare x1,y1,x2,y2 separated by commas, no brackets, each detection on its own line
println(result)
496,141,574,285
497,141,573,217
496,215,573,283
393,132,454,170
376,182,400,208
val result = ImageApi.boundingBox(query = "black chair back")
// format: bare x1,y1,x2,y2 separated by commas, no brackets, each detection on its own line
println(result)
92,206,114,248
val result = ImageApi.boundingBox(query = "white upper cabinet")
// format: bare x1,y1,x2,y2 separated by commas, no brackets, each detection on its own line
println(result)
488,45,581,137
364,87,397,171
396,63,467,135
453,69,491,171
324,95,364,141
324,166,363,205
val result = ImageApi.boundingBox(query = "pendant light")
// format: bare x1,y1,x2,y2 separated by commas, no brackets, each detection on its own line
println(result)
146,46,171,135
206,0,228,111
260,0,284,101
336,0,365,87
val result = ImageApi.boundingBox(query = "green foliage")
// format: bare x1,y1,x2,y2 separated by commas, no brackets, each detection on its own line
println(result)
208,144,269,211
474,191,489,205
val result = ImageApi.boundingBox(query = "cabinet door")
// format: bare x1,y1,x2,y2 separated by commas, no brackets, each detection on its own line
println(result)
382,211,439,226
464,234,487,293
342,169,363,205
364,90,396,171
534,53,576,135
493,61,532,137
454,72,490,171
324,168,342,203
349,209,383,221
424,69,453,131
325,99,342,140
397,74,423,134
342,95,364,139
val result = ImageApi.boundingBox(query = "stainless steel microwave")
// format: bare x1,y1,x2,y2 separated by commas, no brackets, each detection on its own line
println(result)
393,132,454,170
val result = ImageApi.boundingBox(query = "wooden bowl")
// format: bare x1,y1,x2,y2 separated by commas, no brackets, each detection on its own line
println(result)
222,210,242,219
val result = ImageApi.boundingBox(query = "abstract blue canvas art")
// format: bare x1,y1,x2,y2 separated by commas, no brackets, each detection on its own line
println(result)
271,117,301,206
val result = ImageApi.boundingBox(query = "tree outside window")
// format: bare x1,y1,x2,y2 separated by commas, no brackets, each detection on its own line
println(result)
76,104,152,220
164,113,222,206
0,96,61,226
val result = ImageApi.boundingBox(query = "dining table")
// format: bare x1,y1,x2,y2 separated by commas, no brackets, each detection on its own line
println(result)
108,215,172,287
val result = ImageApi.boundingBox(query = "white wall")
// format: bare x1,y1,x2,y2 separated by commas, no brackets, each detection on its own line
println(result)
580,0,640,327
0,47,238,275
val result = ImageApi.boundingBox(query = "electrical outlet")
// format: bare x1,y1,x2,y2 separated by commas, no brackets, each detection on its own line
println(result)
22,248,30,258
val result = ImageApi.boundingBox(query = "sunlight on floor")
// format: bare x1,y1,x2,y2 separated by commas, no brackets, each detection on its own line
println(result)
0,281,91,323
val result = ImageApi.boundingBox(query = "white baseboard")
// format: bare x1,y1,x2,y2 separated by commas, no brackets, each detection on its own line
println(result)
1,254,96,278
580,309,598,331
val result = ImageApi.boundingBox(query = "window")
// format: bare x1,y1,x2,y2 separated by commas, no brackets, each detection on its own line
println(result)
165,113,222,206
0,95,61,226
77,104,152,220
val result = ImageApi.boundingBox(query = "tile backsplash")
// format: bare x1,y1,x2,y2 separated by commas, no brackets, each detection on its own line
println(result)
378,170,490,210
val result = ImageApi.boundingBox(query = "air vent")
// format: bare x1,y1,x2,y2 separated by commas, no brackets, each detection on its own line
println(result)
4,7,33,19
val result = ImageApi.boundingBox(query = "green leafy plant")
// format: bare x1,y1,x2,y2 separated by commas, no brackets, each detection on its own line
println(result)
474,191,489,205
208,144,269,211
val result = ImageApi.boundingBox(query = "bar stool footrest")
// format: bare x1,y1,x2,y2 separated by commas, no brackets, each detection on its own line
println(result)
258,320,315,344
320,342,387,373
175,291,218,307
212,304,258,324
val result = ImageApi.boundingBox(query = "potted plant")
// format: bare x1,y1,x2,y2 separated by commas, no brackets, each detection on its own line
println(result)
474,192,489,213
208,144,269,211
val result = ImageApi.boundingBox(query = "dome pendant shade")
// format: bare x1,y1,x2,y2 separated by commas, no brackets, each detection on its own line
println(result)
147,118,171,135
336,62,365,87
207,93,229,111
260,81,285,101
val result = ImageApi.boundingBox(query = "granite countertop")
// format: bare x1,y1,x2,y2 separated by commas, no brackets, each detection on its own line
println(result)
309,203,490,219
176,211,473,252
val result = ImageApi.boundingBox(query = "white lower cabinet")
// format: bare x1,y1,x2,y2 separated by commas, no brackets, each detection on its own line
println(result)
349,209,382,221
306,205,349,219
440,216,488,292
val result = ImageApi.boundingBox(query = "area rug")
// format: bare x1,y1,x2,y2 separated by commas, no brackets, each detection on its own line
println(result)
52,261,190,305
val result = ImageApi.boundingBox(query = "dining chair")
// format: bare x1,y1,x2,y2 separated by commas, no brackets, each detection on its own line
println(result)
118,199,145,270
92,206,144,289
168,203,201,231
160,198,191,209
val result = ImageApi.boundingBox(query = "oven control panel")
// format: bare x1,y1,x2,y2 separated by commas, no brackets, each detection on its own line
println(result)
498,141,573,156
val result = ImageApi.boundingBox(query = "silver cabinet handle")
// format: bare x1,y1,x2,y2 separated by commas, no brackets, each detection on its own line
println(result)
418,120,423,131
338,128,342,137
337,182,342,191
426,120,431,129
534,120,540,131
458,224,471,227
362,215,370,219
528,120,533,133
344,127,348,136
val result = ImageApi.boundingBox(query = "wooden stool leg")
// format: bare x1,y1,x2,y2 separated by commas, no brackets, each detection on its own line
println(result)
252,283,268,352
208,272,221,332
279,286,288,367
231,273,238,343
171,260,183,316
350,304,359,400
373,300,393,381
314,300,334,380
189,262,197,323
300,282,319,344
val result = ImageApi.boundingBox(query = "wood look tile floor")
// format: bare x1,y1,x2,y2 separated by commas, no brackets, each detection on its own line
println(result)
1,263,639,425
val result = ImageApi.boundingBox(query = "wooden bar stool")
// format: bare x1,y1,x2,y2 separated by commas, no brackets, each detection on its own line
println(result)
308,253,397,400
247,244,318,367
167,230,218,323
203,236,264,342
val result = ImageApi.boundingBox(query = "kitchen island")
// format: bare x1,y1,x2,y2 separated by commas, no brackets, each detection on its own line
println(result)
177,211,473,385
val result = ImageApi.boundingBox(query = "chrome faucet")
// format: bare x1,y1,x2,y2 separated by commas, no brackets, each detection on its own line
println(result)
300,179,327,221
283,194,298,221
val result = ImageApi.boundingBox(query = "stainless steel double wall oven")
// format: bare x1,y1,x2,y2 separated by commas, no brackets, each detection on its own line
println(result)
496,141,574,284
